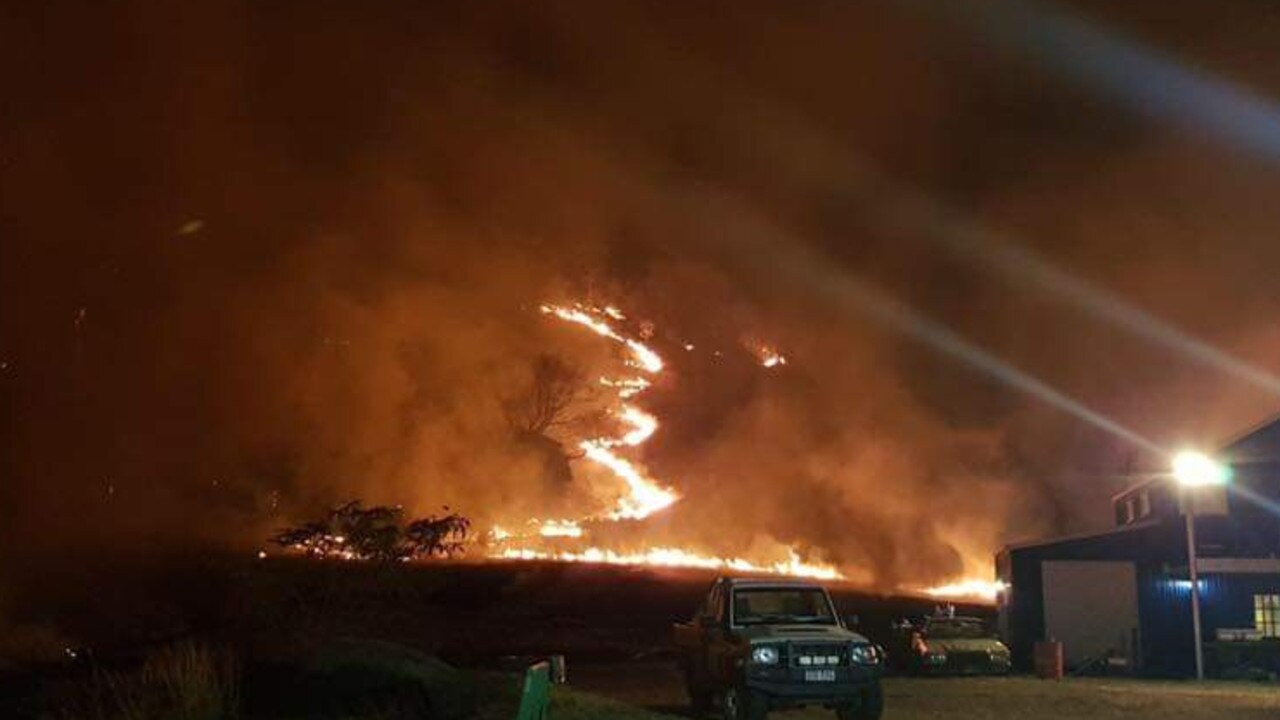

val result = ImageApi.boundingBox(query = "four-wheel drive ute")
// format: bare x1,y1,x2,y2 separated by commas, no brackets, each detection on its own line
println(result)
890,613,1011,675
674,577,884,720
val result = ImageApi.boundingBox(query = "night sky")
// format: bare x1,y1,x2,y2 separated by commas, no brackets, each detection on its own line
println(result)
6,0,1280,586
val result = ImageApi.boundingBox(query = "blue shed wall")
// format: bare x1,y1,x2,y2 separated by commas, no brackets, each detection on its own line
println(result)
1138,570,1194,676
1140,571,1280,676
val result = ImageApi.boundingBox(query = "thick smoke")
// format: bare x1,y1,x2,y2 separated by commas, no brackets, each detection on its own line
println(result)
5,0,1280,588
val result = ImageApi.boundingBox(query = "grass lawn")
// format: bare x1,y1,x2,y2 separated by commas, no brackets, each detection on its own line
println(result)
476,673,682,720
870,677,1280,720
496,676,1280,720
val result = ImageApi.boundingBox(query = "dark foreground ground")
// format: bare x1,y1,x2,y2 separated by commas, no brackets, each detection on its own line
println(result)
4,555,1279,717
0,554,984,717
1,554,987,666
516,664,1280,720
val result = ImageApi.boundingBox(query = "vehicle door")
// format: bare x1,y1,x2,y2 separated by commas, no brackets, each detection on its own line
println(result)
704,583,736,686
688,581,720,683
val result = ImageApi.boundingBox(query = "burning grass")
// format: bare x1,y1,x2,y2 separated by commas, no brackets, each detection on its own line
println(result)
252,300,1007,596
485,302,850,583
270,501,471,562
536,302,677,522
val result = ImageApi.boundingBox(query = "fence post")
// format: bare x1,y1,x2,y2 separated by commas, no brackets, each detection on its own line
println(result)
515,661,552,720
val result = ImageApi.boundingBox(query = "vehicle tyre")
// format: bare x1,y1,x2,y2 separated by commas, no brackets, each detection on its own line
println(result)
836,682,884,720
721,685,767,720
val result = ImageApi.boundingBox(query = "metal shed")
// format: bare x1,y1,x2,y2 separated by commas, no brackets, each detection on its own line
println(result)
997,416,1280,677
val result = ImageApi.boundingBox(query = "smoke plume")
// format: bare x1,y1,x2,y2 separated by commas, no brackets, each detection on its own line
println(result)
5,0,1280,589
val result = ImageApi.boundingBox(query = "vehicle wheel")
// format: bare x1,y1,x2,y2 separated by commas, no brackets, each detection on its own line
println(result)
722,685,767,720
836,682,884,720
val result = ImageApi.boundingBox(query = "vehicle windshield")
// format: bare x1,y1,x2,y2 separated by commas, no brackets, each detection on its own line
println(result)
732,587,836,625
925,618,988,639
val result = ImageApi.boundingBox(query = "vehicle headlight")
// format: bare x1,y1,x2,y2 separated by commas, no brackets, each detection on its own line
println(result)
850,644,880,665
751,645,780,665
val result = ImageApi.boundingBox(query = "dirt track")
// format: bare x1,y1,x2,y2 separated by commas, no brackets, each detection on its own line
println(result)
564,662,1280,720
570,661,691,714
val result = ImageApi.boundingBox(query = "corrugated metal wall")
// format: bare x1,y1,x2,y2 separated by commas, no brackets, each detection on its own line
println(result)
1139,571,1280,676
1137,569,1195,676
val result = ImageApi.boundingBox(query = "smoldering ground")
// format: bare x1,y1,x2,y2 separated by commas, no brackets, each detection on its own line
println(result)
5,0,1280,590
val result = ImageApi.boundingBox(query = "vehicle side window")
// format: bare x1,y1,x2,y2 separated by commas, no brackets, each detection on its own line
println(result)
704,581,722,620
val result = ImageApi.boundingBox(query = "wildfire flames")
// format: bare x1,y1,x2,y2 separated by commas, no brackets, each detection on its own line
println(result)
257,300,1003,598
469,302,1009,598
922,579,1008,602
754,345,788,368
537,519,584,538
497,546,841,580
483,302,844,581
537,303,678,520
249,299,1005,599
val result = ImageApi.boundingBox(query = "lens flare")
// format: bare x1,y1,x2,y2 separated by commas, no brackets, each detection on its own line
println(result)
1172,450,1230,487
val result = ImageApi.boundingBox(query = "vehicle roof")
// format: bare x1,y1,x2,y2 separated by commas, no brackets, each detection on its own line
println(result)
718,576,827,588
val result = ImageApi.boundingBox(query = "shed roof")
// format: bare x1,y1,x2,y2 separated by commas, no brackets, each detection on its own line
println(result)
999,518,1162,555
1222,410,1280,463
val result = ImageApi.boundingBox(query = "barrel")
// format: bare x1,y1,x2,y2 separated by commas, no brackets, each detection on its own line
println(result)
1034,640,1064,679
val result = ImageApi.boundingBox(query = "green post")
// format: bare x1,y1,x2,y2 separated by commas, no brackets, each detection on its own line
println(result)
515,661,552,720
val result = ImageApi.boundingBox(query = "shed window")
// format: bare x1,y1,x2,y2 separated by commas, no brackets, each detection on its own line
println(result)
1137,491,1151,518
1254,594,1280,637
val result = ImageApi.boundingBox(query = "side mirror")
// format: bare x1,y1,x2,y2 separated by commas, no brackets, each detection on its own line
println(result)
843,614,860,630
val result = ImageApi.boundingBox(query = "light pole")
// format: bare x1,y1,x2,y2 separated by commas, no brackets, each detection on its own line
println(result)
1171,450,1230,681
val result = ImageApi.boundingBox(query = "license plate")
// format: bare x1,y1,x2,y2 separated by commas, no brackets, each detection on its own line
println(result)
804,669,836,682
